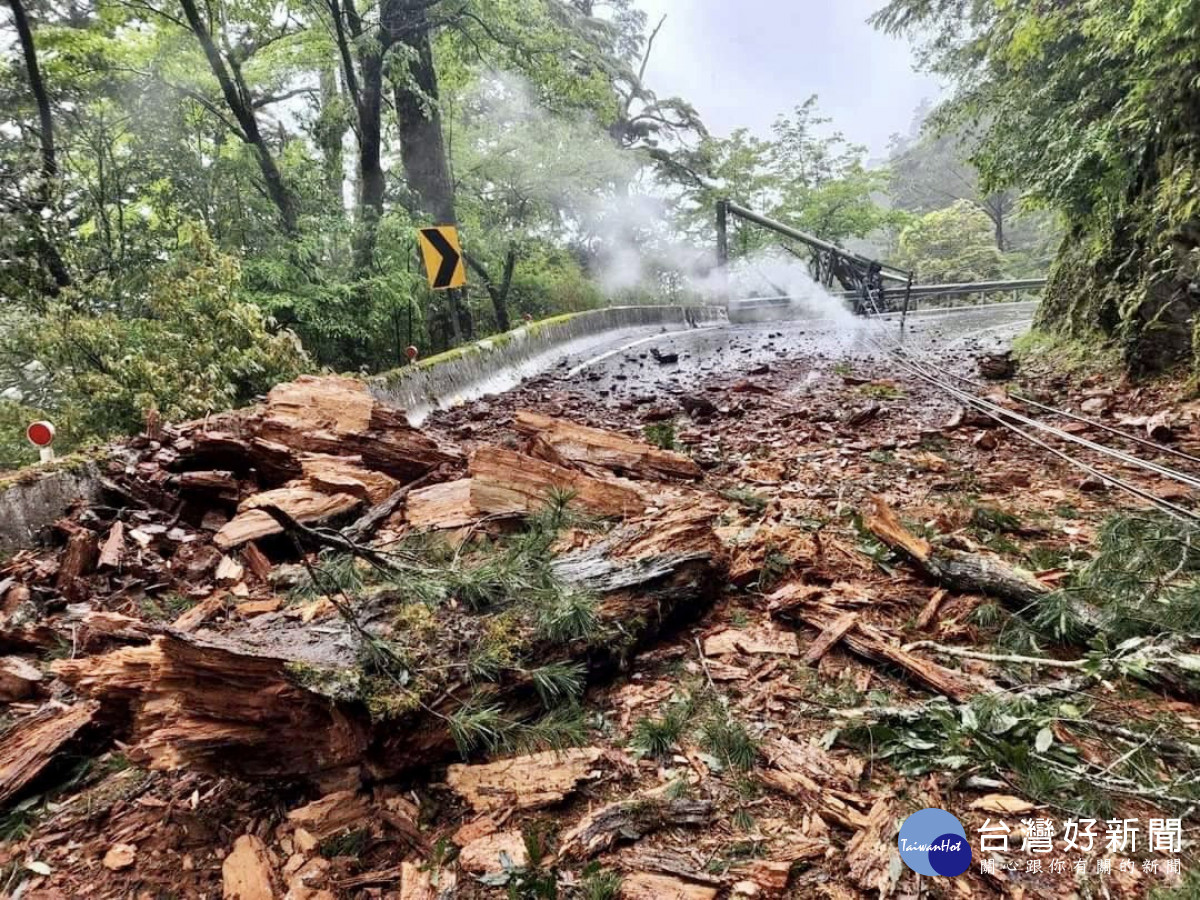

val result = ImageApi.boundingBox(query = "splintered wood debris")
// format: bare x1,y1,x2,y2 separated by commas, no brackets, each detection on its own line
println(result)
4,353,1199,898
446,747,606,813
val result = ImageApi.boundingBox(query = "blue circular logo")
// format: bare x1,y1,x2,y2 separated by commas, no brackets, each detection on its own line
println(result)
897,809,970,877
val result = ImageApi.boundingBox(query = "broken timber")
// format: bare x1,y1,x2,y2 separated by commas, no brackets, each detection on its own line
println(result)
54,508,723,781
512,410,703,481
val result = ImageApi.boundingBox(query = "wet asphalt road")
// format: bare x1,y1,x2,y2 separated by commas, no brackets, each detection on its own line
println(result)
540,302,1037,399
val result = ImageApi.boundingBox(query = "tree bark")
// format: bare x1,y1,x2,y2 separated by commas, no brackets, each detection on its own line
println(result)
465,247,516,332
389,4,472,341
341,0,391,274
8,0,71,291
178,0,298,235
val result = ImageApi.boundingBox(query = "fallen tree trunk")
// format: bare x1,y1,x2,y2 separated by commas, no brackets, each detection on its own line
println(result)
863,496,1103,629
864,496,1049,607
512,410,703,481
55,507,724,781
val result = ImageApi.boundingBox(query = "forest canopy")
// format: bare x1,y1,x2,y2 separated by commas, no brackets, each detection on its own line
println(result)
0,0,1123,469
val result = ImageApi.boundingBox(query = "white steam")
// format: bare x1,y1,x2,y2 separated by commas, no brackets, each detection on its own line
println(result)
456,72,859,325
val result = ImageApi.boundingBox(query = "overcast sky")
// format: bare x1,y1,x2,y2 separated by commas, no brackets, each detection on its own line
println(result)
631,0,944,158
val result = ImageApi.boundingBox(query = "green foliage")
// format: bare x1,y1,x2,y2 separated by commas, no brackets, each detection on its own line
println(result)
894,201,1006,286
698,710,759,772
1,237,309,456
641,421,677,451
1042,514,1200,643
630,694,696,759
319,828,370,859
678,96,903,254
577,865,622,900
874,0,1200,372
0,399,47,472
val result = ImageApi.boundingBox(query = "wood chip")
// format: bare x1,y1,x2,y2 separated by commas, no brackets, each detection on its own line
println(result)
446,747,604,813
845,799,901,898
458,829,527,874
0,656,44,702
221,834,277,900
0,701,98,805
620,873,718,900
397,861,456,900
98,521,125,569
704,625,800,658
969,794,1037,815
102,843,137,871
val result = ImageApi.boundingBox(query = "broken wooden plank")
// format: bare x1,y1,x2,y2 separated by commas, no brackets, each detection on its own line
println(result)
470,446,646,519
98,521,125,570
512,410,703,481
914,589,947,630
446,747,604,814
0,702,99,806
172,594,227,632
214,488,363,550
802,612,858,666
557,795,714,860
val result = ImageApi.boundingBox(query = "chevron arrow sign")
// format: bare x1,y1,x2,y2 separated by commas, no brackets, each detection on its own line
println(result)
417,226,467,291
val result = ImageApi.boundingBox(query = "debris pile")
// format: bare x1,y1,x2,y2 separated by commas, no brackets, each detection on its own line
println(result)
3,349,1200,899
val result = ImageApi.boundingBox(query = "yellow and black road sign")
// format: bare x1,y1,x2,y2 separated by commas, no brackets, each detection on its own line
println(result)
417,225,467,291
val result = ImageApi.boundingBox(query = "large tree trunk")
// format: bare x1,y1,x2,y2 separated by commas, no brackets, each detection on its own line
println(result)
8,0,71,292
314,68,346,207
390,6,472,342
350,10,391,274
466,247,516,333
179,0,298,235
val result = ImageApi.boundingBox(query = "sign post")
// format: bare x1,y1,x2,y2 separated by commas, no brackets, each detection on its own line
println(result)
27,420,56,463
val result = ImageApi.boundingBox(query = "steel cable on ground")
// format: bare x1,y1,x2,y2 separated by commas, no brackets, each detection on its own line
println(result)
890,346,1200,470
889,348,1200,493
856,326,1200,523
862,331,1200,493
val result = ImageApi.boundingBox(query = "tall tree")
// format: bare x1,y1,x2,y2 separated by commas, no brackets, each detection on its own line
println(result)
177,0,300,234
873,0,1200,373
7,0,71,290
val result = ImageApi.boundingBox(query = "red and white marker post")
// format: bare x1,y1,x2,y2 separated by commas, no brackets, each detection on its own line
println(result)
405,345,420,364
27,420,56,463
